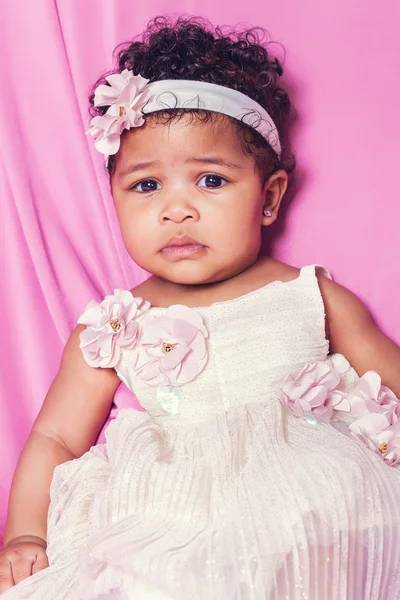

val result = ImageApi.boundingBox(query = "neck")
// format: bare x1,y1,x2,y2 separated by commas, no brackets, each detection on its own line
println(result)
141,255,277,306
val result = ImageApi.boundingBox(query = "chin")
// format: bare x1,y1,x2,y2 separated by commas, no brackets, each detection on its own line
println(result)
163,272,213,286
157,264,227,286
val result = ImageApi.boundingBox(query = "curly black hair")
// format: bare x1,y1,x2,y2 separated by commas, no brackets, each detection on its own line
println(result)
89,15,295,182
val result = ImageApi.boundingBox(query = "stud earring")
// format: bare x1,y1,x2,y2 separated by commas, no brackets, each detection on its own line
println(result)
263,210,272,217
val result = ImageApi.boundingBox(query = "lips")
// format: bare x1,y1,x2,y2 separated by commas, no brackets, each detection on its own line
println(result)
160,236,206,257
161,236,204,251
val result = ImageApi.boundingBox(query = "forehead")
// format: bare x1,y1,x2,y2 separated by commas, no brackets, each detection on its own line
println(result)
115,112,252,169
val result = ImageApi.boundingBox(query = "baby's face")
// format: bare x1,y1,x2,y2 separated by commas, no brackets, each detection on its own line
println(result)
111,114,276,285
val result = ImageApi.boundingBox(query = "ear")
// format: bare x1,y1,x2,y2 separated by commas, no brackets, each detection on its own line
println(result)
261,170,288,226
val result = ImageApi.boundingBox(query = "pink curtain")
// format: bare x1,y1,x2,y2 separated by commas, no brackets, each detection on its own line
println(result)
1,0,399,543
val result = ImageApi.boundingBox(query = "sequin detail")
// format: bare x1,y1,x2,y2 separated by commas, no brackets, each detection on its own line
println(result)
162,342,177,354
109,317,121,332
156,386,182,415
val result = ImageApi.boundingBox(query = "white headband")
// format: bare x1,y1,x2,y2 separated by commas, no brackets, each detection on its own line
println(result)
87,69,281,159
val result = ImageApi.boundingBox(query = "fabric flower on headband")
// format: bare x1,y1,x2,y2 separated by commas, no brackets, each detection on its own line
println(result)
86,69,151,155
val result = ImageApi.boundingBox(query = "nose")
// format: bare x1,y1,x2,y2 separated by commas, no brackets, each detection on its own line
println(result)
159,196,199,224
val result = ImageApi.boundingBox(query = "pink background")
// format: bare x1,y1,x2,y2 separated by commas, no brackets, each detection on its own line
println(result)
0,0,399,542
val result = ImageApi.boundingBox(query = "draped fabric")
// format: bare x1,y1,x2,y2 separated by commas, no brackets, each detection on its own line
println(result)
0,0,399,544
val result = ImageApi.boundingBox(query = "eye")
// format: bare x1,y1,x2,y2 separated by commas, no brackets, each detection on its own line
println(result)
198,174,228,189
131,179,161,193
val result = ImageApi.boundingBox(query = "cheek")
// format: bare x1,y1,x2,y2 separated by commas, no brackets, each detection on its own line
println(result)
212,201,262,257
115,203,153,254
122,222,150,251
212,195,262,236
119,226,154,270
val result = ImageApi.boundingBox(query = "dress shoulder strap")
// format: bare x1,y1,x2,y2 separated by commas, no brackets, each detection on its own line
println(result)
295,264,331,355
299,264,332,281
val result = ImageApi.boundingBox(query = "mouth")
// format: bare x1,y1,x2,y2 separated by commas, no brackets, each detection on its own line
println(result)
160,236,206,257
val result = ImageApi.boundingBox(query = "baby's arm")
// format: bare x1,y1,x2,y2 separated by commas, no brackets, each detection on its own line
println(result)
0,325,120,590
318,275,400,397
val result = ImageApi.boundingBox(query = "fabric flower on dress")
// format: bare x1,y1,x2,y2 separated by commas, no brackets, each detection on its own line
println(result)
277,360,400,465
344,371,400,465
276,361,349,422
78,290,150,368
134,305,208,387
86,70,151,155
346,371,399,416
349,411,400,466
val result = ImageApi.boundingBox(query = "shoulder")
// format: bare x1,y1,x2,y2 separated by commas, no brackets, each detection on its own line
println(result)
62,325,120,383
266,259,366,315
311,269,373,349
316,273,372,327
317,273,400,394
260,261,370,341
315,270,379,354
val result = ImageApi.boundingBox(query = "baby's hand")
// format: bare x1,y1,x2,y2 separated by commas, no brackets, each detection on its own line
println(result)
0,538,48,593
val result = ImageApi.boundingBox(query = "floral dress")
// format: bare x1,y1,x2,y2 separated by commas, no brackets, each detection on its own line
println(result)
3,265,400,600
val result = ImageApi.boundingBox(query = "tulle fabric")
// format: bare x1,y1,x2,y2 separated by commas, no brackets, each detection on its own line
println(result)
5,394,400,599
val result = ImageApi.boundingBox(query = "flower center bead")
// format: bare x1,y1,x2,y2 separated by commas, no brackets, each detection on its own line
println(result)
119,106,126,117
162,342,177,354
109,318,122,333
379,442,388,454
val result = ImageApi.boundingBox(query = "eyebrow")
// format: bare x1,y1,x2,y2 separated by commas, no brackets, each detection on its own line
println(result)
118,155,244,179
185,156,244,170
118,161,162,178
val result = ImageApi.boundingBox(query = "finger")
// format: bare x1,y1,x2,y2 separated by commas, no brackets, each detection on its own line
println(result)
10,557,34,585
0,559,15,594
31,550,49,575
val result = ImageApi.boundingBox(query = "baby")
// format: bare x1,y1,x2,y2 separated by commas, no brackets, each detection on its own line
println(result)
1,15,400,600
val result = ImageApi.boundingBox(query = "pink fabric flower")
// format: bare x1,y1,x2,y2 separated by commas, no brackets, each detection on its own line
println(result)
78,290,150,368
344,372,400,465
347,371,399,416
277,360,400,466
276,361,348,421
349,412,400,466
86,70,151,155
389,402,400,425
134,305,208,387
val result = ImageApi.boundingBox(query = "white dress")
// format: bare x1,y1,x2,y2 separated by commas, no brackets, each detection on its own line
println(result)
3,265,400,599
